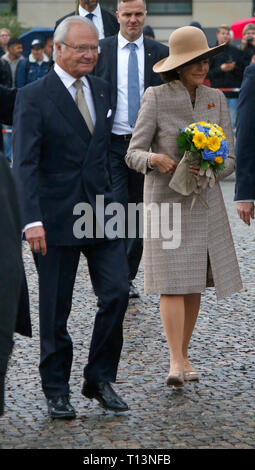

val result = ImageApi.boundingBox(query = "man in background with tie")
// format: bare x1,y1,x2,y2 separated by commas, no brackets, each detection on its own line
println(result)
12,16,129,420
95,0,168,299
55,1,119,39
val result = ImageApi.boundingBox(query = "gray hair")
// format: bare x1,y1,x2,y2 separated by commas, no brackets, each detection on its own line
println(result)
53,15,99,61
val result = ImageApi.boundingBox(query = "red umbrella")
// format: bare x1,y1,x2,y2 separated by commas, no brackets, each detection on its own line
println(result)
231,17,255,39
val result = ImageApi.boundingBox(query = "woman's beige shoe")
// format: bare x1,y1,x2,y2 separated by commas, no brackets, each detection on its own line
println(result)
183,370,199,382
166,372,184,387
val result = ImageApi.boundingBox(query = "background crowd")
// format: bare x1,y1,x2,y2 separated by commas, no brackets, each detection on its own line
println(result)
1,8,255,165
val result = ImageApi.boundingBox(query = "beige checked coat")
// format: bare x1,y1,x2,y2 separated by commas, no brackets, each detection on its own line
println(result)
125,80,242,300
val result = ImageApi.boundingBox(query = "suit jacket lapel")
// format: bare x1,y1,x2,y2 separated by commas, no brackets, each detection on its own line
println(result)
45,69,91,146
144,38,154,91
86,75,103,137
110,36,118,110
101,8,110,36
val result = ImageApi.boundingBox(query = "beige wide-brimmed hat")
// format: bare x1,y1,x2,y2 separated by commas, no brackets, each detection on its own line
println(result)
153,26,225,74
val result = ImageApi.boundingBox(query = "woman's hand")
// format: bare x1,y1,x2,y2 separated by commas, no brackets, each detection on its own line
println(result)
189,164,200,178
150,153,177,174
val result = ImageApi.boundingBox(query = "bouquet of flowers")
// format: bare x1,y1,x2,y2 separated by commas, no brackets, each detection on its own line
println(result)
169,121,229,209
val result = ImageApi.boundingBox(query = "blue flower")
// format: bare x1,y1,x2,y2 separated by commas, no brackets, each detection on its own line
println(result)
202,147,216,162
201,126,210,137
216,139,229,160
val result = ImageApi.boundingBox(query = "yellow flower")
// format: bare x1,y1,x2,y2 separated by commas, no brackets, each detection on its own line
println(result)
208,128,216,137
214,156,223,164
207,136,221,151
192,132,208,150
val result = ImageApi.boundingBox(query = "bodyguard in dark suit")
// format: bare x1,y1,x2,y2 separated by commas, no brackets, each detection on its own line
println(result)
235,64,255,226
0,153,23,416
55,0,119,39
12,16,129,419
0,86,31,416
94,0,168,298
0,84,16,123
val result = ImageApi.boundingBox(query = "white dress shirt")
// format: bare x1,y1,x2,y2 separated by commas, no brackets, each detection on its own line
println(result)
24,63,96,232
79,3,105,40
54,63,96,125
112,33,145,135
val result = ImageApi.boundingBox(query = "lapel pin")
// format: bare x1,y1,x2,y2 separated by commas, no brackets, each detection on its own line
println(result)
208,103,215,109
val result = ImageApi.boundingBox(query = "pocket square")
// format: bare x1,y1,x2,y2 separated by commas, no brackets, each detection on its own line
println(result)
107,109,112,118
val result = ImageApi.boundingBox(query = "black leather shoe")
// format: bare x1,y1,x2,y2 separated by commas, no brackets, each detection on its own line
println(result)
129,281,140,299
47,396,76,419
82,381,129,412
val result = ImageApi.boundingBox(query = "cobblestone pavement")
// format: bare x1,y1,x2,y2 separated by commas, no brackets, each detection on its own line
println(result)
0,179,255,450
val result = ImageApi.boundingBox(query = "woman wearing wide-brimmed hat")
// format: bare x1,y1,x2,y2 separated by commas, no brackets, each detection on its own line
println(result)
125,26,242,388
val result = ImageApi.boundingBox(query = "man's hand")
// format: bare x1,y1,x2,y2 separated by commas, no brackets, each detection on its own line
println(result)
221,61,236,72
237,202,255,226
150,153,177,174
25,226,47,255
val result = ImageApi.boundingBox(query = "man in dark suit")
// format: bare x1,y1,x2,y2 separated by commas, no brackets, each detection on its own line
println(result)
0,84,16,121
12,16,129,419
0,86,31,417
0,153,23,416
235,63,255,226
94,0,168,298
55,0,119,39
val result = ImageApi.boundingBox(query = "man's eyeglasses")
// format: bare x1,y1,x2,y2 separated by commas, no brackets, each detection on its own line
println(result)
62,42,100,54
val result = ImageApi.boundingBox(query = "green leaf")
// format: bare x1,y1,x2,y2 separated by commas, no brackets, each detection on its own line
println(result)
177,133,188,144
190,143,198,152
200,160,210,170
216,162,226,171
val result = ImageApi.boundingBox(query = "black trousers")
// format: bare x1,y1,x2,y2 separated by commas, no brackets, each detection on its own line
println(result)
35,239,129,399
109,137,144,281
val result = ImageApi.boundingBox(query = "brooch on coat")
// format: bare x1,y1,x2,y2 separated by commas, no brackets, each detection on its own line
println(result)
208,102,215,109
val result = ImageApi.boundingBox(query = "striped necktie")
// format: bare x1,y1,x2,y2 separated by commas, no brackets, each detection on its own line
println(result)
73,79,94,134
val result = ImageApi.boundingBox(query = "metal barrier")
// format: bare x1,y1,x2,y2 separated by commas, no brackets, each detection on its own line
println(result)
218,88,241,92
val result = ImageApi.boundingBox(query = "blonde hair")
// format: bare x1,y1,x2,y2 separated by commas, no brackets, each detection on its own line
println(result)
217,24,230,33
0,28,11,36
243,23,255,36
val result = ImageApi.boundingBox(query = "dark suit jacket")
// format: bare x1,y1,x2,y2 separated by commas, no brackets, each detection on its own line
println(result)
235,64,255,200
12,69,115,246
0,155,31,368
54,7,119,37
0,85,16,125
94,35,169,120
0,88,31,339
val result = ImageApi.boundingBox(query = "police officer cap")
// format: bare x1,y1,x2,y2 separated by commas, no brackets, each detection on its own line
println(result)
31,39,44,49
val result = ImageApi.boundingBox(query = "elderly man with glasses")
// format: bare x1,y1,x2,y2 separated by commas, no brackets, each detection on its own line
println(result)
12,16,129,420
